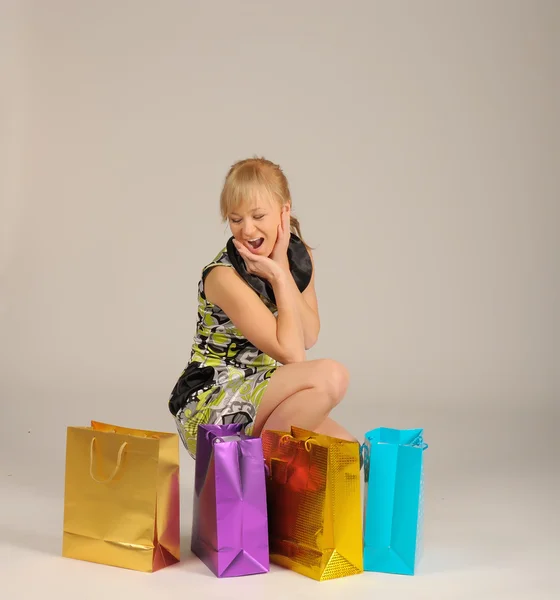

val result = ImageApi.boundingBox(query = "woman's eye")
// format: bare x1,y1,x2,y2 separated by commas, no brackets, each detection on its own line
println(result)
231,219,242,224
254,215,264,220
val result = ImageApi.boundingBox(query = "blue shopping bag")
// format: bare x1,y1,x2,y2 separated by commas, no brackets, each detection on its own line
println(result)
362,427,428,575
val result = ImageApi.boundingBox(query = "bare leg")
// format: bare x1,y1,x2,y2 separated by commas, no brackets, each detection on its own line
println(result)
314,417,357,442
257,388,332,433
251,359,349,437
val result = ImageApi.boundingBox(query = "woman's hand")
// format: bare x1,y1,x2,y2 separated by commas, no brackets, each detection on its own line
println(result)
269,206,291,271
233,239,284,282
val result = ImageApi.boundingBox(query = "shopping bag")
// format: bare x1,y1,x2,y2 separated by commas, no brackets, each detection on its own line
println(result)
62,421,180,572
362,427,428,575
262,426,363,581
191,423,269,577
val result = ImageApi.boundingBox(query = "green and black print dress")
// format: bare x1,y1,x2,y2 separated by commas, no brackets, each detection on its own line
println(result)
168,234,312,458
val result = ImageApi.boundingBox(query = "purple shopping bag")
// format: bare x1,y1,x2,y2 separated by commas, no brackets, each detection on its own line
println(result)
191,423,270,577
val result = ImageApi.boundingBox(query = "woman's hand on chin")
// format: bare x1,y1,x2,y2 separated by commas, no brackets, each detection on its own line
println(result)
233,239,285,283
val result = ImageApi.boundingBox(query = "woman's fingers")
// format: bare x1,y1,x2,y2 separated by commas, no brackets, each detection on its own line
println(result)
236,241,254,260
233,239,248,256
234,240,261,272
283,207,290,231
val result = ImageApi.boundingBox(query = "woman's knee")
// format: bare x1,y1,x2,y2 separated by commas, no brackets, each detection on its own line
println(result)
314,359,349,406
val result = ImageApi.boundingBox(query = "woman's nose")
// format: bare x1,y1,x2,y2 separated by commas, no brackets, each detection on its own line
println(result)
241,222,256,237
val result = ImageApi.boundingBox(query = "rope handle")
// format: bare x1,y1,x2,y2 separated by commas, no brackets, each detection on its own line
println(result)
304,438,319,452
89,437,128,484
279,434,318,453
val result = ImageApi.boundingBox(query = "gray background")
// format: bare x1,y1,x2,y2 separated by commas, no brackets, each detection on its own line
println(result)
1,1,559,598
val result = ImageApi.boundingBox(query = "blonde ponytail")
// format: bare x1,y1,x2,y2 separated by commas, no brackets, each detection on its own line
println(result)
290,215,308,247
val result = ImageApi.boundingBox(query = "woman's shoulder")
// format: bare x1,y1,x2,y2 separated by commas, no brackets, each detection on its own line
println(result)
200,246,235,281
200,245,245,306
204,246,230,268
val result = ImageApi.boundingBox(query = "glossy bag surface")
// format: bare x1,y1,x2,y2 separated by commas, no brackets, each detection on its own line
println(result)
62,421,180,572
262,426,363,581
363,427,428,575
191,423,269,577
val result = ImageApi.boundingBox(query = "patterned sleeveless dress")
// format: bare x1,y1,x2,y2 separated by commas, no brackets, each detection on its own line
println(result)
168,235,312,458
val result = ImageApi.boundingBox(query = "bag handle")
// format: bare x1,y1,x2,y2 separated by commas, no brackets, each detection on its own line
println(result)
410,434,429,450
267,433,329,484
206,431,243,444
280,434,318,453
89,437,128,484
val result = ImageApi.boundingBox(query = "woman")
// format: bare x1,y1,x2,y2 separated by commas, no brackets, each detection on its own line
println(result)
169,157,354,457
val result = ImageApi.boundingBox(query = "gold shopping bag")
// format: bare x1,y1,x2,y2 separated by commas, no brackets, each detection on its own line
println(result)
62,421,180,572
262,426,363,581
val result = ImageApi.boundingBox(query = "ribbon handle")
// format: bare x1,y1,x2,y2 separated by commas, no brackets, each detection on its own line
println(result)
212,434,243,444
89,437,128,484
410,434,429,450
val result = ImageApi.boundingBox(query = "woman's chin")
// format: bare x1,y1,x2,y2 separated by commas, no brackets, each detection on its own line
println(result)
257,248,272,258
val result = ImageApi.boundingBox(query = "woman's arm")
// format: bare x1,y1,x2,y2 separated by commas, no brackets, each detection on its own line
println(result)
205,264,306,365
277,251,320,350
272,268,307,361
270,208,320,349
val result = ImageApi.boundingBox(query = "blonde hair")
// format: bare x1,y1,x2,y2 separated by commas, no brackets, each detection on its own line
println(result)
220,157,307,246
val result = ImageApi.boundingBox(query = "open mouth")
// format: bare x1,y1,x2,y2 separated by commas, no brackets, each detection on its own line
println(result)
247,238,264,250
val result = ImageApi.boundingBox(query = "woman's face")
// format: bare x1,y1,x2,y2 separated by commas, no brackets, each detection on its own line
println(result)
228,193,285,257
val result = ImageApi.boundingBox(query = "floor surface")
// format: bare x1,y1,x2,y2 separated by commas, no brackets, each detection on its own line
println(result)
1,408,558,599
